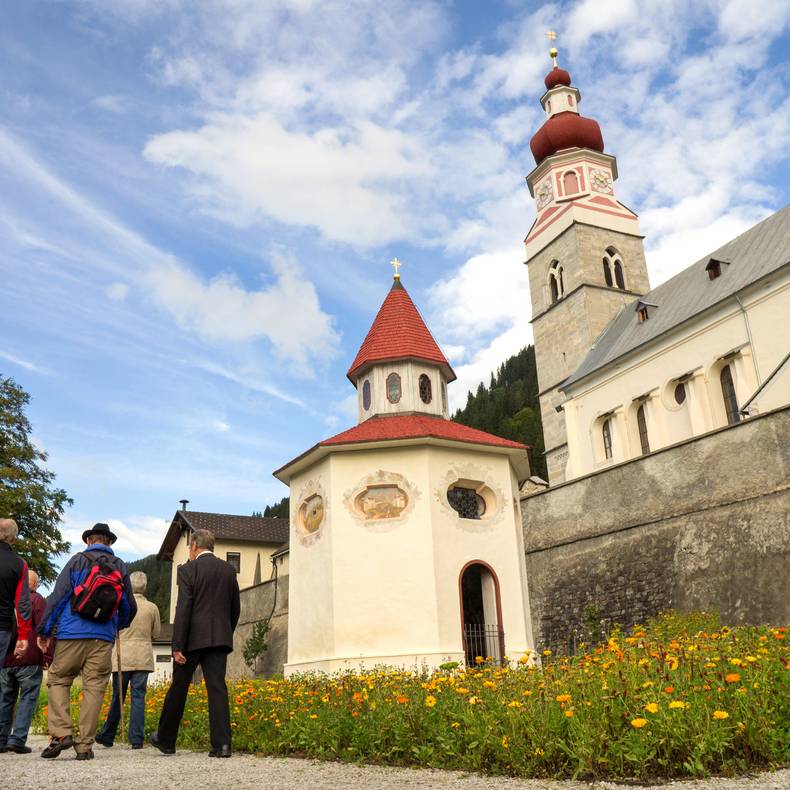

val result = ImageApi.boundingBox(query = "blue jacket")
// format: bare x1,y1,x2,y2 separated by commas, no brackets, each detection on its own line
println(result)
39,545,137,642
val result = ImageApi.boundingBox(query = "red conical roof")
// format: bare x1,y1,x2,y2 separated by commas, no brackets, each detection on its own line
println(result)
347,279,456,383
544,66,571,90
530,111,604,164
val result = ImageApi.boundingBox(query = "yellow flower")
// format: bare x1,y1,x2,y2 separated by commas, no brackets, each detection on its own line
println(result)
507,700,523,708
638,658,650,666
555,694,571,703
542,649,552,657
738,722,746,732
522,690,533,697
483,680,496,689
451,722,460,728
729,658,743,666
631,718,648,729
501,736,510,748
564,709,574,718
456,687,469,694
745,655,757,663
424,695,437,708
725,673,741,683
309,714,318,719
713,710,729,720
475,656,485,664
669,700,687,709
644,702,659,714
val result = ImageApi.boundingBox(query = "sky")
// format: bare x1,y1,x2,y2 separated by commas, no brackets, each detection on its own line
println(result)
2,0,789,565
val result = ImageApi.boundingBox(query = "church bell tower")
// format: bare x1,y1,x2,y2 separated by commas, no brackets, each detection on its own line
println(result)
524,43,650,483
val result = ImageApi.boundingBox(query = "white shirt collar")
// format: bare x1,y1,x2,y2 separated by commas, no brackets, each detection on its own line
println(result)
194,549,214,559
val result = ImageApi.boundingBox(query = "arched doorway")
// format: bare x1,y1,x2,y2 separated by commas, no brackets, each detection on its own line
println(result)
458,561,505,665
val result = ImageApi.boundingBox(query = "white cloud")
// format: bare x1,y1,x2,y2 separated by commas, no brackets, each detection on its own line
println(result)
0,350,47,374
60,515,169,561
93,95,128,114
106,282,129,301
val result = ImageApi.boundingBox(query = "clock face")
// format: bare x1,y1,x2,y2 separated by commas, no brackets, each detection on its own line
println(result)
536,179,553,209
591,169,613,193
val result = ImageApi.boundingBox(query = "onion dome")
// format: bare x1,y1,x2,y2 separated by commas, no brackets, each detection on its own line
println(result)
530,111,604,165
544,66,571,90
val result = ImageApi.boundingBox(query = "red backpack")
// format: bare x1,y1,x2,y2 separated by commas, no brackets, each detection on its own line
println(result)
70,553,124,622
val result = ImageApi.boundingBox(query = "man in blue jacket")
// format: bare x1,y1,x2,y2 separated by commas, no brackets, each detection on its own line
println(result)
37,523,136,760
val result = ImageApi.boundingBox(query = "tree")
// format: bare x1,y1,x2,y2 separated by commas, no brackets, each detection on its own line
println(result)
127,554,172,622
263,496,289,519
0,376,71,582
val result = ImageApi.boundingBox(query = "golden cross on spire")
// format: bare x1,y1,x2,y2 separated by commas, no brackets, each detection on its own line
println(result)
545,30,559,67
390,257,402,280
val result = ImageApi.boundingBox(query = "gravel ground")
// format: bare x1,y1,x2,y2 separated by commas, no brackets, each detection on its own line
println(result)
1,735,787,790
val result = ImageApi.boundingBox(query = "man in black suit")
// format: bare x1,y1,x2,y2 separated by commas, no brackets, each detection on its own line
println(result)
151,529,240,758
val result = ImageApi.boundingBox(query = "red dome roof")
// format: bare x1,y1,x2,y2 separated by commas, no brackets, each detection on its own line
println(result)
530,111,604,165
544,67,571,90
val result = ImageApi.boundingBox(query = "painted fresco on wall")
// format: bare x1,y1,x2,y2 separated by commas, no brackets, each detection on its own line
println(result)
355,486,408,519
295,478,328,546
344,470,420,529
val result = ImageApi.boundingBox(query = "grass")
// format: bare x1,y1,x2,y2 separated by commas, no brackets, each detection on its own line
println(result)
31,612,789,780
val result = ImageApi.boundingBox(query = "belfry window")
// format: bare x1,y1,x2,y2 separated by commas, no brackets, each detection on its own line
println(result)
636,404,650,455
603,248,625,290
563,170,579,195
386,372,402,404
418,374,432,404
548,260,564,304
602,418,613,460
362,380,371,410
720,365,740,425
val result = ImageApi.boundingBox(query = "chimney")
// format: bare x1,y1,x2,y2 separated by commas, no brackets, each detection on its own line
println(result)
179,499,189,512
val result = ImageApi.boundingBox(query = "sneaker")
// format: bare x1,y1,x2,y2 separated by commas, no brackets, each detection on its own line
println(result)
94,734,113,748
7,744,32,754
130,744,143,750
41,735,74,759
75,750,94,761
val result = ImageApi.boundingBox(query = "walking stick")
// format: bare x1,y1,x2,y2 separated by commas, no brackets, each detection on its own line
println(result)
115,627,125,745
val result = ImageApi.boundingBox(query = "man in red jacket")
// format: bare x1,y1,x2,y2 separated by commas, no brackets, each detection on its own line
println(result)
0,519,32,669
0,568,51,754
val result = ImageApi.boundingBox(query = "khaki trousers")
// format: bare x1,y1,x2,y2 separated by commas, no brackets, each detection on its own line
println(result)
47,638,113,752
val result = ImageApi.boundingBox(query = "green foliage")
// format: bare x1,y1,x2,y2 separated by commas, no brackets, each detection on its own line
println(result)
263,496,290,519
243,619,270,670
0,375,71,583
126,554,172,622
452,346,546,480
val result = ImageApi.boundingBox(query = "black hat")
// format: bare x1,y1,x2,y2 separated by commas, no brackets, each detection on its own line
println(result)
81,522,117,545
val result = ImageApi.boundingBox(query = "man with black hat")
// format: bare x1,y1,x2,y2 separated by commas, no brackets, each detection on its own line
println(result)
37,523,136,760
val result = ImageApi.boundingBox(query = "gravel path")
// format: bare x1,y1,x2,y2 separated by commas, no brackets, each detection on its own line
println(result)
1,735,787,789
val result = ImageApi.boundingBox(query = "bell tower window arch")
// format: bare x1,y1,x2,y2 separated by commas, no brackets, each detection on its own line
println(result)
548,260,565,304
562,170,580,196
603,247,626,290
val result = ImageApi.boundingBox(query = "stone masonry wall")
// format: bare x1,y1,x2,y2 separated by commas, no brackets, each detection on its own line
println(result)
227,574,289,678
521,405,790,652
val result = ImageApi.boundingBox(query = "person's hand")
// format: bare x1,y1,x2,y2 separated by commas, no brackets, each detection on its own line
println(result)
173,650,187,665
13,639,27,657
37,636,51,653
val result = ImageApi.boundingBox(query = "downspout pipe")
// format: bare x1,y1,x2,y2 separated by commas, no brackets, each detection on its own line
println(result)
734,294,761,385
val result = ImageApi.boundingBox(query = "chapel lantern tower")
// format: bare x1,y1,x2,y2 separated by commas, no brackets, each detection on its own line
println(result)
524,41,651,483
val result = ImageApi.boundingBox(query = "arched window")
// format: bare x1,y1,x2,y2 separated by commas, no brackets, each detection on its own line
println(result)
441,381,447,414
550,275,559,303
563,170,579,195
602,258,613,287
386,372,401,404
720,365,740,425
567,95,574,106
362,379,371,410
557,266,565,295
418,374,432,404
448,486,486,519
602,418,613,460
548,260,563,304
637,404,650,455
603,247,625,290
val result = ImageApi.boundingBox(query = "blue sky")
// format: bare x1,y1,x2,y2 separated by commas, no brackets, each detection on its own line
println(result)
2,0,789,562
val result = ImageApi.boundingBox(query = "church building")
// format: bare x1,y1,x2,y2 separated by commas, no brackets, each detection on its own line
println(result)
274,267,535,675
524,48,790,484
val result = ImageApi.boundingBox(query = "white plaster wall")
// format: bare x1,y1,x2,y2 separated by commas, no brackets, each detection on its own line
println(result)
563,271,790,479
285,443,534,675
356,361,447,422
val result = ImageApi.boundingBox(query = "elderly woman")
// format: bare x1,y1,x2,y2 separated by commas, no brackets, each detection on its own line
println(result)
95,571,161,749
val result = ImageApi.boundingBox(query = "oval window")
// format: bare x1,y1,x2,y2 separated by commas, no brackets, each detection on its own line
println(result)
419,374,432,404
441,382,447,414
674,382,687,405
299,494,324,534
447,486,486,520
362,380,371,410
386,372,401,403
355,486,408,520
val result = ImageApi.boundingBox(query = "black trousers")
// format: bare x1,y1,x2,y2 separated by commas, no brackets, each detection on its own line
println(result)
157,647,230,749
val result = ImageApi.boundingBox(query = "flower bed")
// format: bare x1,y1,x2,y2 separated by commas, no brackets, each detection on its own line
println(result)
33,613,789,779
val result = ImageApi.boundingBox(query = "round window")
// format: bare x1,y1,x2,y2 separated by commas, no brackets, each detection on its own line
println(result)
447,486,486,520
674,382,687,405
386,373,401,403
419,374,432,404
362,380,371,410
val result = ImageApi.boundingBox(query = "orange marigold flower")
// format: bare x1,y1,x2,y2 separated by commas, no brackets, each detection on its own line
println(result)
631,718,648,728
663,686,674,694
396,695,408,704
725,673,741,683
555,694,571,703
713,710,729,720
564,709,574,718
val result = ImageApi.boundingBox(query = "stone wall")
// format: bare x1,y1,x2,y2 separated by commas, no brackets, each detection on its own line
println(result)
521,405,790,652
227,574,289,678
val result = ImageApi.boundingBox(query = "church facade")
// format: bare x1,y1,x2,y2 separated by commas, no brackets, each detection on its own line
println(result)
523,59,790,484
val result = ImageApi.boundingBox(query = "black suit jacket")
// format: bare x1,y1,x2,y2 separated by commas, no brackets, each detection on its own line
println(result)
172,553,240,654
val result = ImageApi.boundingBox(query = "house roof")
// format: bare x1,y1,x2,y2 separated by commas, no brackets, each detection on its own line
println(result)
157,510,290,561
563,204,790,390
347,279,456,382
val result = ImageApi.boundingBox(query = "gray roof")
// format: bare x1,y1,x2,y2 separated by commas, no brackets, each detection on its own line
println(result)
563,204,790,389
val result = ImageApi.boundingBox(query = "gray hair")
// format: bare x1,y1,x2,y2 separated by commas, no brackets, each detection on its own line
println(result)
191,528,215,552
130,571,147,594
0,518,18,544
